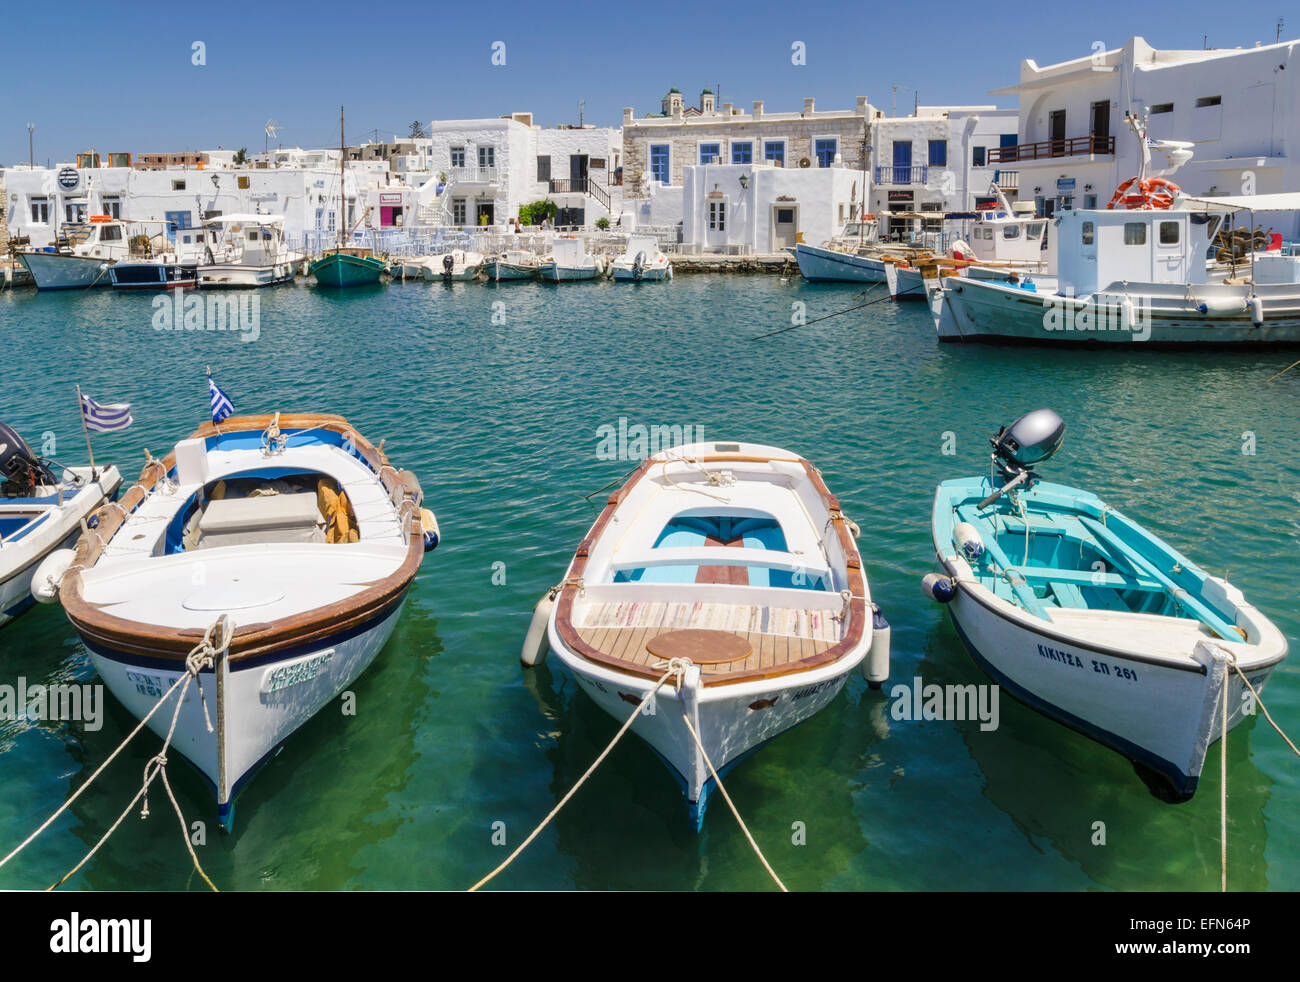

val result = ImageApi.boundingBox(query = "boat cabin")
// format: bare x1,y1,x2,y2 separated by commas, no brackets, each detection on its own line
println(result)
960,210,1049,265
201,214,289,265
1052,208,1222,296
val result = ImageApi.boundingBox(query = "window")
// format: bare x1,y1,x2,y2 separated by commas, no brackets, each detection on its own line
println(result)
699,142,721,164
1195,95,1221,108
928,140,947,167
999,133,1018,148
1159,221,1180,245
172,179,186,191
1060,196,1073,210
764,140,785,167
1002,224,1021,240
65,203,87,223
815,138,837,167
451,147,465,168
537,156,550,182
452,199,467,225
732,141,753,164
650,144,670,184
972,146,986,167
1151,103,1174,114
920,201,943,231
1026,222,1044,240
708,200,726,231
29,198,49,223
101,197,121,219
327,210,336,232
775,207,795,224
1081,221,1094,245
99,225,122,242
1124,222,1147,245
1083,194,1098,209
478,146,495,169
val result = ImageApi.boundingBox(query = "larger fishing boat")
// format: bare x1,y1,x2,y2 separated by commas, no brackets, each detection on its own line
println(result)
49,412,437,828
197,215,301,289
925,410,1288,796
310,107,388,288
17,218,136,290
524,441,889,829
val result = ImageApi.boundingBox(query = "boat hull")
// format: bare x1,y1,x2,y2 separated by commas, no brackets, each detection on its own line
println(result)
484,261,538,281
310,252,387,288
83,595,407,829
610,264,671,281
109,262,198,290
794,243,886,283
18,252,111,291
538,261,603,281
198,262,296,289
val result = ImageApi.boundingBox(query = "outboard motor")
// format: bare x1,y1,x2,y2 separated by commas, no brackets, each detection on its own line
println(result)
0,422,57,497
633,251,646,281
978,409,1065,509
442,253,455,281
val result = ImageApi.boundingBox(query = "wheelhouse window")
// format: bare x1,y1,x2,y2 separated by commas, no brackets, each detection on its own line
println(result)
731,141,753,164
99,224,122,241
1002,224,1021,239
1159,221,1180,245
1081,221,1094,245
1195,95,1222,108
815,138,837,167
699,142,721,164
1124,222,1147,245
764,140,786,167
451,146,466,168
928,140,947,167
649,144,670,184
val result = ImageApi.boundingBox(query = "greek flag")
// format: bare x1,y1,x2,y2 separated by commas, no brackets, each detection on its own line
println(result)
208,374,234,423
79,392,133,433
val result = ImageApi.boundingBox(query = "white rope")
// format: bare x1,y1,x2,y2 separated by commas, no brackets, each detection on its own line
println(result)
468,659,691,892
678,710,787,891
0,618,231,891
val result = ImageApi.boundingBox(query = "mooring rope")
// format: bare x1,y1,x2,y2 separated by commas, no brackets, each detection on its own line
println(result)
468,659,692,891
0,618,231,891
677,710,788,892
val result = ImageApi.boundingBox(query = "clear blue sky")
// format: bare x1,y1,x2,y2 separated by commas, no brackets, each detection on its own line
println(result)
4,0,1291,165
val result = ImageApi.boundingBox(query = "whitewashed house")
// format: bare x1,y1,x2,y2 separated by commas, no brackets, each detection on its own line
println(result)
992,35,1300,235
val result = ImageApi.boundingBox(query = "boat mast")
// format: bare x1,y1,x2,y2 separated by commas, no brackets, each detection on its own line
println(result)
338,105,345,253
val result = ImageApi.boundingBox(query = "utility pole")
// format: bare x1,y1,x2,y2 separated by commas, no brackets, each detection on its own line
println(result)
579,100,584,127
1279,18,1285,42
26,123,33,168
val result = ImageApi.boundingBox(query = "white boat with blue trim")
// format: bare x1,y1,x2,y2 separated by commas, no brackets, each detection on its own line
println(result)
0,422,120,627
925,410,1288,797
527,442,889,829
50,412,438,829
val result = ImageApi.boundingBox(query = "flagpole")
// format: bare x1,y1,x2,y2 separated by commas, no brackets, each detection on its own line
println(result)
75,384,98,480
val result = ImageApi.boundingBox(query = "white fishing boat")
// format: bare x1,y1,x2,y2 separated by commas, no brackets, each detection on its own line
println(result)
388,257,431,280
17,218,136,290
609,235,672,281
538,236,606,282
423,250,485,282
523,441,889,829
484,250,540,282
926,410,1288,797
196,215,301,289
49,412,438,829
793,218,885,282
0,422,120,627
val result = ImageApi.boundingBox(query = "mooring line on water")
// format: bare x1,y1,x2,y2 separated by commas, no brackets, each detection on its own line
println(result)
750,282,921,341
678,710,788,892
0,619,229,892
1265,358,1300,383
468,659,691,892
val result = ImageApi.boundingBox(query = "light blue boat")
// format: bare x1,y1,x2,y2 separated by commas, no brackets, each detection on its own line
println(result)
925,410,1287,798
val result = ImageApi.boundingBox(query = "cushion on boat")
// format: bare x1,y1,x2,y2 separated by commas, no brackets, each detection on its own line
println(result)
197,492,324,548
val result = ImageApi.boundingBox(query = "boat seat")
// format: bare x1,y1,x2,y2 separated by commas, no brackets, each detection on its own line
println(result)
1018,566,1163,591
197,491,324,549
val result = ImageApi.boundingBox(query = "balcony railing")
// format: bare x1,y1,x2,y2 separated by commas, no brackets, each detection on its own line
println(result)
446,166,499,183
549,178,588,194
874,165,928,185
993,169,1019,189
988,135,1114,163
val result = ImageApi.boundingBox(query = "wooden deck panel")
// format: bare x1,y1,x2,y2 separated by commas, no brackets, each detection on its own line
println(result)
575,623,836,677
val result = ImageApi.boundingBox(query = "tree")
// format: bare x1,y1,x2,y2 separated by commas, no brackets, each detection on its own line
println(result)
233,148,247,165
409,120,427,139
518,199,557,226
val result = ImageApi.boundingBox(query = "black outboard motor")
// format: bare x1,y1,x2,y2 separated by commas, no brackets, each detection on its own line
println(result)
442,253,455,281
978,409,1066,509
0,422,57,497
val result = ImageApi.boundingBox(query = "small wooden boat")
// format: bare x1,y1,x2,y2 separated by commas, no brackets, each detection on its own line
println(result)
529,441,888,829
609,235,672,281
538,236,605,282
484,250,539,282
0,421,120,627
52,412,438,829
422,250,485,282
926,409,1288,797
109,259,198,291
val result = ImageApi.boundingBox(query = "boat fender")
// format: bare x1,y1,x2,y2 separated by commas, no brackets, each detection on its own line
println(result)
923,572,956,603
31,548,76,604
419,508,440,551
952,522,985,561
862,603,891,688
520,588,558,667
1251,296,1264,326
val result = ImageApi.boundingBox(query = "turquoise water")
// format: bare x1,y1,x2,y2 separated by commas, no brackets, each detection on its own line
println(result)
0,276,1296,891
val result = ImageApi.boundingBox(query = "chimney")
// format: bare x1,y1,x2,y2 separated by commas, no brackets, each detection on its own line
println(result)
856,96,868,113
753,100,764,119
623,107,634,124
722,102,733,115
803,97,815,114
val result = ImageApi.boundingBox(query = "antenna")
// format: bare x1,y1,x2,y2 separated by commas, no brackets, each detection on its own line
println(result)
264,119,280,158
579,99,585,127
1279,18,1285,42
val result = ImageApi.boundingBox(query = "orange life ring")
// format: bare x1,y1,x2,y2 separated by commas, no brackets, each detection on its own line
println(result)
1107,177,1179,210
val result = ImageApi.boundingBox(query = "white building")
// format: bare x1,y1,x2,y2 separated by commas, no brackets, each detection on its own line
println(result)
992,35,1300,235
868,106,1020,239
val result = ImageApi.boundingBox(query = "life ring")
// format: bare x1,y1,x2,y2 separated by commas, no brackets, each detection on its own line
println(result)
1107,177,1179,210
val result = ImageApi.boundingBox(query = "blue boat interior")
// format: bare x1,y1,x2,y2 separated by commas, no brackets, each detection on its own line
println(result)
613,509,830,589
936,479,1241,639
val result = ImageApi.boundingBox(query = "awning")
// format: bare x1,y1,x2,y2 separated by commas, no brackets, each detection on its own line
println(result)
1176,192,1300,213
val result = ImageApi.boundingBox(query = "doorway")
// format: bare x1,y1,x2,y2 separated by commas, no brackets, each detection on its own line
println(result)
1049,111,1066,156
476,202,495,226
771,204,798,250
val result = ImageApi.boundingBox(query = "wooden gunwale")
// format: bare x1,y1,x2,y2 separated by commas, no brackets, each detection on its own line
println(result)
60,413,423,663
554,453,866,687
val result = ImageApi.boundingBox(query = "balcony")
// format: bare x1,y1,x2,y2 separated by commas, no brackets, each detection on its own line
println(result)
874,165,928,186
993,170,1019,189
445,166,499,184
988,135,1114,164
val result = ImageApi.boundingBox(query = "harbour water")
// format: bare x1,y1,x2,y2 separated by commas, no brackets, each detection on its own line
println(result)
0,276,1296,891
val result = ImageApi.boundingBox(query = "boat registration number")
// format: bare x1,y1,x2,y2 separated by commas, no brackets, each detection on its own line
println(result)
261,650,336,695
125,671,168,700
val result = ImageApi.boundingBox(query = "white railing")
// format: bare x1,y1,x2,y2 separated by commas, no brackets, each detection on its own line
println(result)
445,166,499,184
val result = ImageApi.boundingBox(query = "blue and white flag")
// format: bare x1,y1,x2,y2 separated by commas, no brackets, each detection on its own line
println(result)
208,374,234,423
79,392,133,433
